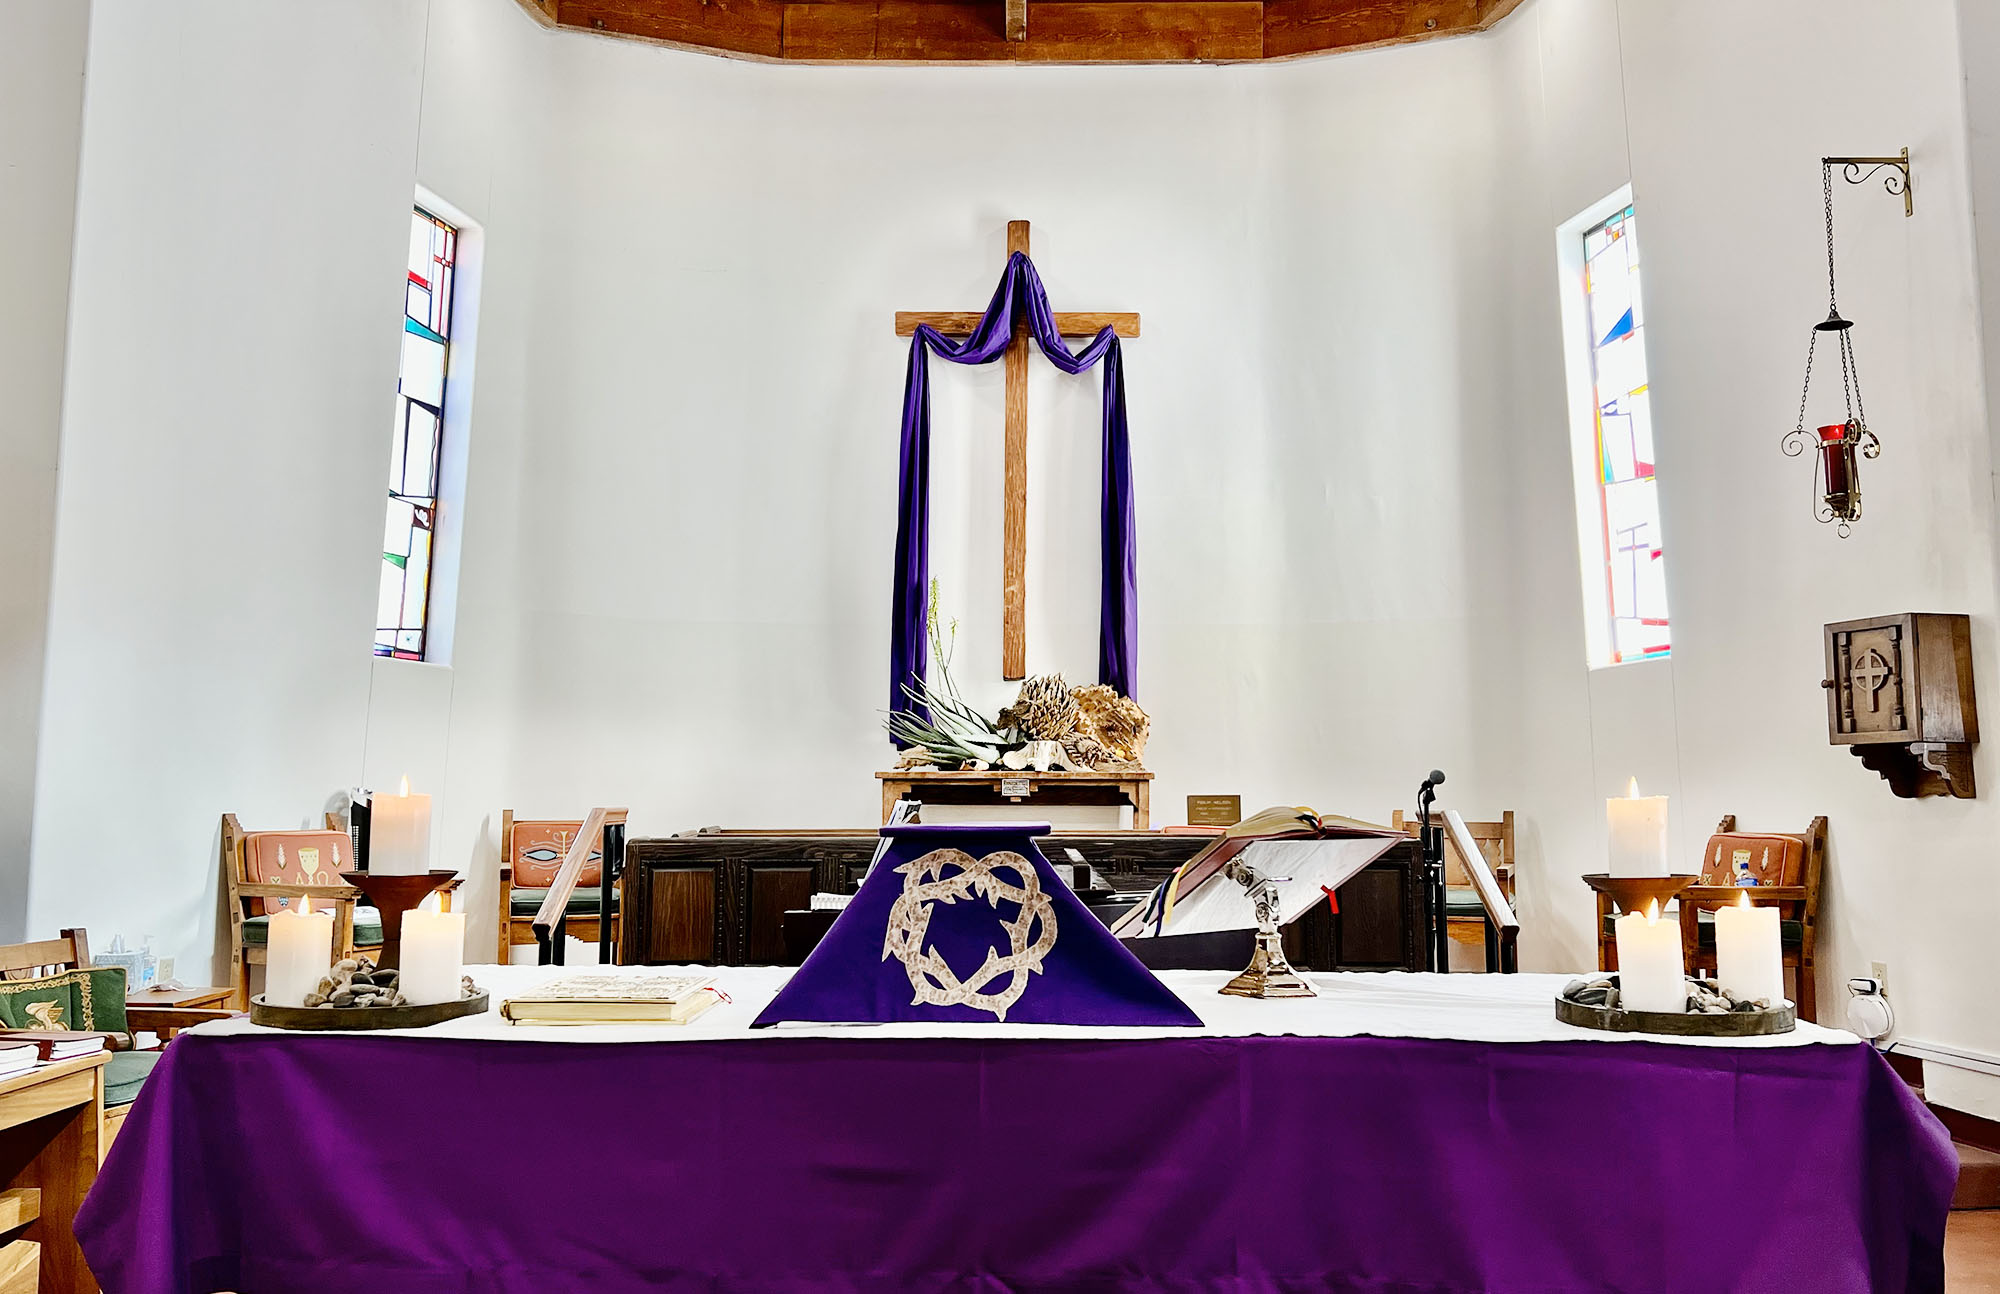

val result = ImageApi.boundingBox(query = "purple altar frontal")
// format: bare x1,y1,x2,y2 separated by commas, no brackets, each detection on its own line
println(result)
77,969,1953,1293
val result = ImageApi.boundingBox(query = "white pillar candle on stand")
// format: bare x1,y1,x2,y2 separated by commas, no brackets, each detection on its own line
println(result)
265,895,333,1008
399,908,465,1006
1606,778,1669,878
1713,891,1785,1005
370,775,432,875
1614,900,1685,1014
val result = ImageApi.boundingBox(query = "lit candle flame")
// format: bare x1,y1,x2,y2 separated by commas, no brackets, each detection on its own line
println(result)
297,893,311,917
1737,889,1753,909
1627,777,1641,799
1644,899,1660,924
399,774,411,797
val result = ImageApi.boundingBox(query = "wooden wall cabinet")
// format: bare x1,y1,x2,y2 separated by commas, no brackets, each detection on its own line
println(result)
1824,613,1978,798
620,831,1426,973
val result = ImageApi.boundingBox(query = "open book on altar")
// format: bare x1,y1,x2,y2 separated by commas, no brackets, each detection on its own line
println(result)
1108,807,1404,939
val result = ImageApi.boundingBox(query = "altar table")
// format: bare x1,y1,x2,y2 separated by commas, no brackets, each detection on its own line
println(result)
76,968,1953,1293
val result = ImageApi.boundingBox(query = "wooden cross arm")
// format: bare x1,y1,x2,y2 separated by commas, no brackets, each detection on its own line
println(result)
896,311,1140,338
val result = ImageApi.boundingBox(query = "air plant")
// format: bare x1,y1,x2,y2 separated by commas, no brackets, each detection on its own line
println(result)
883,580,1021,766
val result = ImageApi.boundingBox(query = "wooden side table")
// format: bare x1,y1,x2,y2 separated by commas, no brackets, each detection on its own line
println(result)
127,986,232,1045
876,769,1154,829
0,1053,106,1294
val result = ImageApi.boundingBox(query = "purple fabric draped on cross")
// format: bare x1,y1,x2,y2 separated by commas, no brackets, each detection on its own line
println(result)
891,251,1136,732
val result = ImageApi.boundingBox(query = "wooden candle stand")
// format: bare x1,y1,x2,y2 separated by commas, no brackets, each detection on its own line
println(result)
1580,874,1698,916
338,870,458,970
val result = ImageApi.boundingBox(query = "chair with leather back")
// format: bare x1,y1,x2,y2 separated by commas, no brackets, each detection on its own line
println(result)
497,812,620,963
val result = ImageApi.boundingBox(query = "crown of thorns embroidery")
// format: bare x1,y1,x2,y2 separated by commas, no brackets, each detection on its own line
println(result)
881,848,1058,1022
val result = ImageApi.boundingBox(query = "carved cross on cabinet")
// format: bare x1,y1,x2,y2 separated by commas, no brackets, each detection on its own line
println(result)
1824,613,1978,798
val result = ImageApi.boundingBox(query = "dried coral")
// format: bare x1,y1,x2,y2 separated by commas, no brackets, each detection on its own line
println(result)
1071,685,1150,769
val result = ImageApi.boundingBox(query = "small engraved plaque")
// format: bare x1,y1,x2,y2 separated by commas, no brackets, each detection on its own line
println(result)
1187,795,1243,827
1000,777,1032,798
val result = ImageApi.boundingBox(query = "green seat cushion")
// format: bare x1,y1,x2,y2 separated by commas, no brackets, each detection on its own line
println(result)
1445,886,1487,919
243,909,383,947
105,1049,159,1109
510,886,610,918
1600,909,1803,946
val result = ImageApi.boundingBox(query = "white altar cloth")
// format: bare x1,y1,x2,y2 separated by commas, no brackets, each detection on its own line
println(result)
200,964,1859,1050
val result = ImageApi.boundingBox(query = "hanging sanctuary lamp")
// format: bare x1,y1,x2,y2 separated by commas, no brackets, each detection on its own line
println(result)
1783,149,1911,537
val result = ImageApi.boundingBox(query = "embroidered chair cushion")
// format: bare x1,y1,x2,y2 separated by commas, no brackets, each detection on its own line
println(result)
104,1050,159,1108
510,820,601,888
508,887,608,918
1699,833,1805,887
0,966,130,1042
242,909,382,948
242,830,352,915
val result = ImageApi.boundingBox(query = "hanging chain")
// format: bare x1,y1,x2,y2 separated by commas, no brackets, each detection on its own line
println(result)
1822,162,1839,316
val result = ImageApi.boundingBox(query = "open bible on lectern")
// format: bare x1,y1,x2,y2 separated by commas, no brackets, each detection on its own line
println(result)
1108,807,1404,939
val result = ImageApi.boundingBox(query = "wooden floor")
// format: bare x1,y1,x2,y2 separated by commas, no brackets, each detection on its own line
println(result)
1952,1211,2000,1291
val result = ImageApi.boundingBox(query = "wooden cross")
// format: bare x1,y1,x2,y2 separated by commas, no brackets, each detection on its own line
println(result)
895,220,1140,680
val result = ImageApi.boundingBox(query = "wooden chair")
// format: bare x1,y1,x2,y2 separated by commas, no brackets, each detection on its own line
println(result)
1681,815,1826,1022
223,812,460,1008
1593,815,1827,1022
1392,809,1516,953
498,811,622,963
0,929,235,1157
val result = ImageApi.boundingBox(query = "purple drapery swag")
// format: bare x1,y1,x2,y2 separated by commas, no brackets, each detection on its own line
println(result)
890,252,1137,736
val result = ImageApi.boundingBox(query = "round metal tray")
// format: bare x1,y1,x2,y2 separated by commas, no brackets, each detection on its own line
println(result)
1556,983,1794,1037
250,988,489,1031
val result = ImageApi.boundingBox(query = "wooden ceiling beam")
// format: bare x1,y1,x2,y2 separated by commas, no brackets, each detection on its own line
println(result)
535,0,1523,62
784,0,1261,62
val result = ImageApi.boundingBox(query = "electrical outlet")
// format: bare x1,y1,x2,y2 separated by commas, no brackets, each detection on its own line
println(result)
1870,961,1889,996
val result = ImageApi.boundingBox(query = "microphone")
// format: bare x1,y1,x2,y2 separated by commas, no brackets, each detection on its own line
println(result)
1424,770,1446,790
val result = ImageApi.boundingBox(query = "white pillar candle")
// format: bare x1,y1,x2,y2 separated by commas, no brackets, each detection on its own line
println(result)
369,775,432,876
1713,891,1785,1005
265,894,334,1008
1614,900,1685,1014
1606,777,1669,878
399,908,465,1006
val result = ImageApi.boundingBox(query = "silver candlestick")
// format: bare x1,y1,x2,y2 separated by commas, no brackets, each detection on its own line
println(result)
1219,859,1317,999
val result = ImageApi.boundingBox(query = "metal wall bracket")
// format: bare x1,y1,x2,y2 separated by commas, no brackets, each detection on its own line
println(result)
1825,148,1913,217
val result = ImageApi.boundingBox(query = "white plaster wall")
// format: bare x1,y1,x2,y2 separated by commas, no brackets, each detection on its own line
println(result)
493,28,1526,868
1492,0,2000,1085
26,0,435,964
0,1,90,940
22,0,2000,1098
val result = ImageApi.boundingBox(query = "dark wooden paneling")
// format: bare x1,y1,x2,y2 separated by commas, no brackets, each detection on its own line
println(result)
648,868,717,963
746,867,815,963
625,832,1425,972
1330,865,1406,967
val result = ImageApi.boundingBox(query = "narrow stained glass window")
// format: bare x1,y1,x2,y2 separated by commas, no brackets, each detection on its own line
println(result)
376,208,455,660
1580,204,1670,664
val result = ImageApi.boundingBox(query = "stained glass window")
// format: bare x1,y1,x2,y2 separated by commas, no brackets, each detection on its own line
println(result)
376,208,456,660
1580,204,1670,664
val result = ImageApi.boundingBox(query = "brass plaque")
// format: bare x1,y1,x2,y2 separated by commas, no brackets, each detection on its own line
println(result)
1000,777,1032,798
1186,795,1243,827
